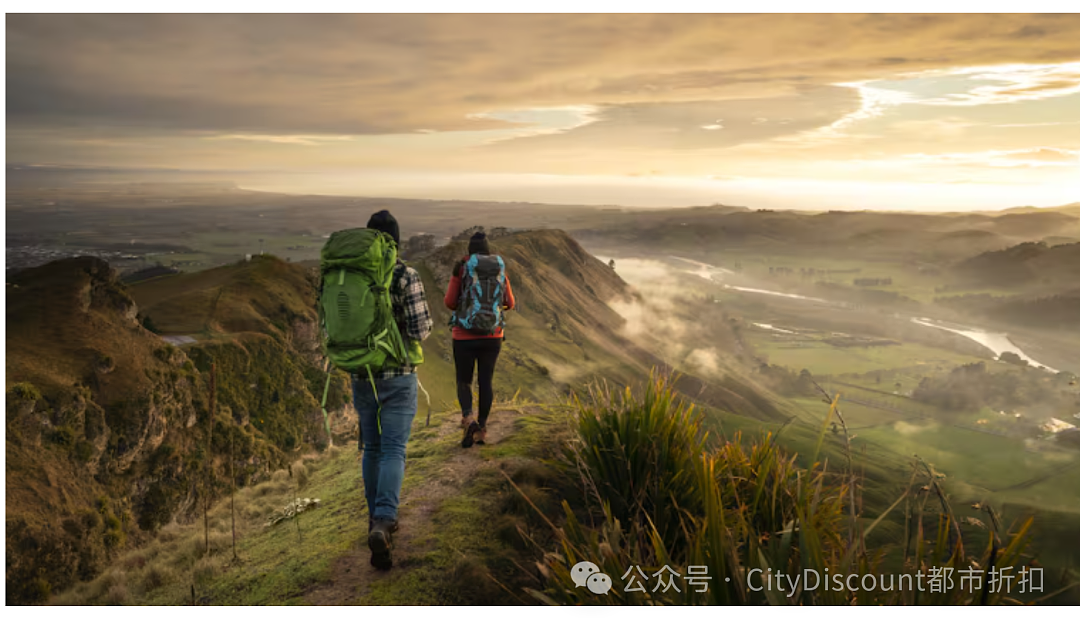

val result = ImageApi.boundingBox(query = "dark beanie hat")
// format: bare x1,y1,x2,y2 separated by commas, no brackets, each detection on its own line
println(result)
367,210,400,245
468,231,490,255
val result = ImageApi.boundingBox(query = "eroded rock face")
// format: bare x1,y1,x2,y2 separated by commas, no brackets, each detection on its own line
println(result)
13,399,45,446
74,258,139,323
110,397,168,474
7,256,336,601
290,317,323,367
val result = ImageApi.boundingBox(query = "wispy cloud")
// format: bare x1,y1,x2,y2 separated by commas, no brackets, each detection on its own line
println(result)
993,120,1080,128
903,147,1079,168
782,82,911,144
205,134,354,145
911,62,1080,106
469,105,599,144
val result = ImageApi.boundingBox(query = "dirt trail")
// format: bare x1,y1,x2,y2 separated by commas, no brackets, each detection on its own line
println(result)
304,406,529,605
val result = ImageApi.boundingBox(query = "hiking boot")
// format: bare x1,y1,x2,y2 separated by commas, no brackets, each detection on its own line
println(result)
460,415,474,429
462,420,481,448
474,426,487,445
368,518,395,571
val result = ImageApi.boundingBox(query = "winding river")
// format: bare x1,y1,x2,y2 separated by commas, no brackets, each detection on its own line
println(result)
666,256,1059,373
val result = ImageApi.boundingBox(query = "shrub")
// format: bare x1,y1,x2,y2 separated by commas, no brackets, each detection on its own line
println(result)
74,439,95,462
141,562,172,593
292,460,309,489
141,314,160,333
153,344,176,362
10,381,42,402
192,557,217,585
103,528,125,550
104,583,128,605
47,426,76,447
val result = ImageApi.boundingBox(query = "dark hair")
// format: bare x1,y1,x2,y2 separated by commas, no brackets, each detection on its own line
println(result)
468,231,490,255
366,210,400,245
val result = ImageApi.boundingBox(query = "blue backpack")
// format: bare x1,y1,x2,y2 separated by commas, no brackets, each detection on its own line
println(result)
453,254,507,335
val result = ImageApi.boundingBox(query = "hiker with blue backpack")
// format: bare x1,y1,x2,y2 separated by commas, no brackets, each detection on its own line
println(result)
317,210,433,571
444,231,516,448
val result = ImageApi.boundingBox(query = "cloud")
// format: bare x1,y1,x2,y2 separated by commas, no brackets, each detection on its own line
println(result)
606,258,735,380
887,117,979,137
7,13,1080,200
684,348,722,376
781,82,912,144
903,147,1079,168
8,14,1080,139
911,62,1080,107
1000,148,1079,163
993,120,1080,128
486,87,861,151
205,134,355,145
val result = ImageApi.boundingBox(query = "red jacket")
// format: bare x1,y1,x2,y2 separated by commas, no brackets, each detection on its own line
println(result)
444,256,516,340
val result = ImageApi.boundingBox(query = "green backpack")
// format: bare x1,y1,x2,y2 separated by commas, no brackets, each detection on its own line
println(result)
317,228,412,443
318,227,408,376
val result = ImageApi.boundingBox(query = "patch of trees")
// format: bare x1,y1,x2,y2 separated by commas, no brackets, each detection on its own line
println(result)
814,281,921,309
934,293,1001,309
954,241,1080,287
119,265,180,284
450,225,517,243
989,292,1080,329
756,363,816,397
935,292,1080,329
854,277,892,287
912,361,1078,414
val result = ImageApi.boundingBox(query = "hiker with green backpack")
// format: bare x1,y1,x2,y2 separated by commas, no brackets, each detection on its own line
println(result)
318,210,432,571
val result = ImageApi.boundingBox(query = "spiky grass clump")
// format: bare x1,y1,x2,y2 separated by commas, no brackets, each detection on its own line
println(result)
566,375,707,554
530,372,1045,605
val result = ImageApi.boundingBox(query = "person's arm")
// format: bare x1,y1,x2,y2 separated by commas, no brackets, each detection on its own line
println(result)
444,259,464,310
444,275,461,310
502,274,516,310
401,267,433,341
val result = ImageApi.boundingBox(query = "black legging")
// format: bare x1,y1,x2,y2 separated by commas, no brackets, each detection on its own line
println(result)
453,338,502,428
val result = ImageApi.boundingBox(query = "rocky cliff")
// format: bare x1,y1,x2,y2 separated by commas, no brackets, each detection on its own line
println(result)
5,256,352,603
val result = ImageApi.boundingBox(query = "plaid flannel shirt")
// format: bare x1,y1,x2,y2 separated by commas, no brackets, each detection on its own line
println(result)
364,260,433,380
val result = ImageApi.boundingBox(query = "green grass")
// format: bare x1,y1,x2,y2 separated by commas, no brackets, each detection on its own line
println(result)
144,233,322,271
789,397,909,429
50,397,570,605
749,331,986,376
854,421,1080,495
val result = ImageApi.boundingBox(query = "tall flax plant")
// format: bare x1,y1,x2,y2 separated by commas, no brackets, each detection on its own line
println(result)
529,372,1047,605
566,375,707,556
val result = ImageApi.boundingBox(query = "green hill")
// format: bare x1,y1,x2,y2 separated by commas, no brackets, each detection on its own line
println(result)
954,241,1080,287
11,229,1080,605
572,205,1080,263
5,256,350,604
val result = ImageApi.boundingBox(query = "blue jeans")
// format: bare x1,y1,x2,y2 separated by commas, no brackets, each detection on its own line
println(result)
352,373,417,522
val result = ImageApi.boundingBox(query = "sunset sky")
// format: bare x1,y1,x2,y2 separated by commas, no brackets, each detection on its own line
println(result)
6,13,1080,210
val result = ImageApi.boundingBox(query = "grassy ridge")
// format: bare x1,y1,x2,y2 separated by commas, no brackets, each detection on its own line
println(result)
49,400,572,605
